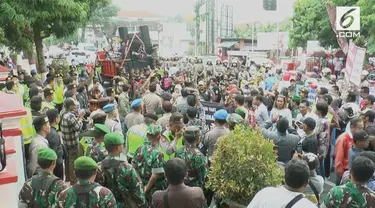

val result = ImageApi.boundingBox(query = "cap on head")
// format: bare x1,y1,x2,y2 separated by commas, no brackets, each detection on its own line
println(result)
103,103,116,113
94,124,110,134
169,112,185,128
104,132,124,145
147,124,163,135
226,113,244,124
38,147,57,161
184,126,200,138
353,130,372,142
33,115,49,127
214,109,228,120
144,113,159,121
131,99,142,109
74,156,98,170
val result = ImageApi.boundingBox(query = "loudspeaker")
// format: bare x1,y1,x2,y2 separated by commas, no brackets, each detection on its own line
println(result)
139,26,151,45
118,27,129,43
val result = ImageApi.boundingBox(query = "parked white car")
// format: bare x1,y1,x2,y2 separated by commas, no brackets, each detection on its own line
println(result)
68,50,88,65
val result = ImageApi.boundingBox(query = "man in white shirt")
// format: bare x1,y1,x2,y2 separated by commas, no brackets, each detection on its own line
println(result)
295,100,318,122
248,159,316,208
253,95,270,126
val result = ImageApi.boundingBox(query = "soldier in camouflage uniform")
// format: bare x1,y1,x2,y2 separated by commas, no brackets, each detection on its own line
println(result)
56,156,116,208
97,132,147,208
226,113,244,131
175,126,207,188
19,147,67,208
132,124,167,199
322,156,375,208
85,124,110,163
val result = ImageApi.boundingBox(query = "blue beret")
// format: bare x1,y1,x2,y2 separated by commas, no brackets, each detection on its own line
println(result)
131,99,142,109
214,109,228,120
103,104,115,113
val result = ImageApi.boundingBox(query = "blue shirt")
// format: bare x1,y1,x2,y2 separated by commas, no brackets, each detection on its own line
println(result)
348,146,364,169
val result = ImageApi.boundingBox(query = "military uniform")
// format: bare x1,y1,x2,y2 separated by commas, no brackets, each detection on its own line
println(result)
56,156,117,208
132,124,167,194
86,141,108,163
79,124,110,157
175,126,207,188
322,182,375,208
18,148,67,208
97,132,147,208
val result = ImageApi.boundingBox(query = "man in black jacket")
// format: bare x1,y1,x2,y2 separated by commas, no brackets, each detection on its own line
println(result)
46,109,64,179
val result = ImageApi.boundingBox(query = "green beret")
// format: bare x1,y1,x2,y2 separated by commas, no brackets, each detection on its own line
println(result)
184,126,200,138
94,124,110,134
292,95,301,102
38,147,57,161
104,132,124,145
74,156,98,170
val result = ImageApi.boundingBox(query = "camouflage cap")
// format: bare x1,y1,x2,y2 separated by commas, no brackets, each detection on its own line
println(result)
184,126,200,138
38,147,57,161
74,156,98,170
147,124,162,135
104,132,124,145
226,113,244,124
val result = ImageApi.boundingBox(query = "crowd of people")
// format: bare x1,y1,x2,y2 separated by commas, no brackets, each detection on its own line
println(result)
2,55,375,207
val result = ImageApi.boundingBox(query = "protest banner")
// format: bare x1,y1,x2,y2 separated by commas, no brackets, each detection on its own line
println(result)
200,101,225,132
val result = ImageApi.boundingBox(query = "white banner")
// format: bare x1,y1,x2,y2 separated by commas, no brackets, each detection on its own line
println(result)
346,42,366,87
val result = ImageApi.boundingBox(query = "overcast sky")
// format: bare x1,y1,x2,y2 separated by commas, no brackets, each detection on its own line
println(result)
112,0,295,23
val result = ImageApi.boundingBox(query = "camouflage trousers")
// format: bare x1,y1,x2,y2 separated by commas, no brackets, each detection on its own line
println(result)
65,146,79,185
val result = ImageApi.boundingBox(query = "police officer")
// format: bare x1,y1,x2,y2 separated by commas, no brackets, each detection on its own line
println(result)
54,74,64,112
19,148,67,207
126,113,158,159
78,113,108,156
160,113,185,160
175,126,208,188
124,99,144,131
97,132,147,208
86,124,110,163
132,124,167,198
42,88,55,114
103,103,122,133
56,156,117,207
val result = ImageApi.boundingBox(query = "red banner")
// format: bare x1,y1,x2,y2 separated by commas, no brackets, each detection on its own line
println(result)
325,2,349,54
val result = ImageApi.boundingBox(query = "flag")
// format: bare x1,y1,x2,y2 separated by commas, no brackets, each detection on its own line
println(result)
325,1,349,54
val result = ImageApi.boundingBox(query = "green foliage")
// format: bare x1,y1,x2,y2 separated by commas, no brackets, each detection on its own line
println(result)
0,0,110,72
206,126,283,205
290,0,375,51
86,4,120,34
233,20,292,39
289,0,338,49
263,0,277,11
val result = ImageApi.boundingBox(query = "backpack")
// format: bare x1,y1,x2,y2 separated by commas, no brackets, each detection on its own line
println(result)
72,183,99,208
31,175,60,208
101,159,123,201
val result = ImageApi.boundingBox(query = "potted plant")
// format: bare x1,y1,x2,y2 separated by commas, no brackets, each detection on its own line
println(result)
206,126,284,207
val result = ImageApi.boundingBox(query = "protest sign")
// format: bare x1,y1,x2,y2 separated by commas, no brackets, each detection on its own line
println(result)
200,101,225,132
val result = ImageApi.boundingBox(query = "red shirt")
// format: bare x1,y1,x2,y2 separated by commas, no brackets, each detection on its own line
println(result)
335,132,353,176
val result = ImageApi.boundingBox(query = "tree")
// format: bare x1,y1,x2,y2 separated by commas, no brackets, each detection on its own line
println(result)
290,0,375,51
289,0,338,49
83,4,121,42
0,0,110,73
